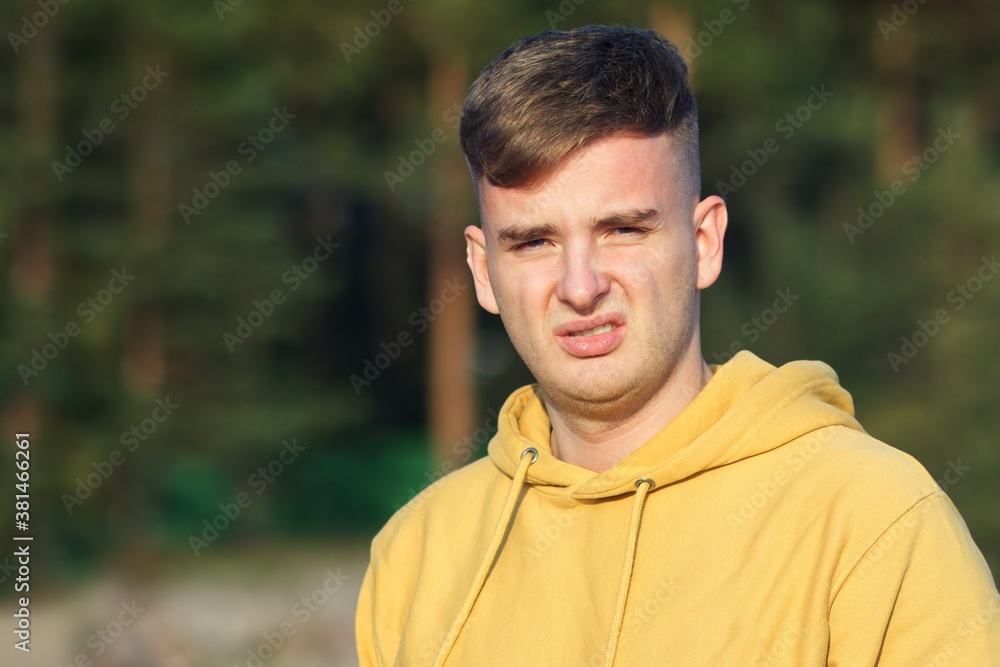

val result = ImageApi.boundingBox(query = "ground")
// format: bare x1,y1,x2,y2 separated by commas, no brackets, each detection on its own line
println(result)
0,542,369,667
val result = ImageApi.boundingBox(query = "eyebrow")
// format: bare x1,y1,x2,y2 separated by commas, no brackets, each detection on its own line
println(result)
495,208,660,245
593,207,659,230
496,222,558,244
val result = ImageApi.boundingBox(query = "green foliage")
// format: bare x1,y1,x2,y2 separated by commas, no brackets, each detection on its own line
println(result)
0,0,998,581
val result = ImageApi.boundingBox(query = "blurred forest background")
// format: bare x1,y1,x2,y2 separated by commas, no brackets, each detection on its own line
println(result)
1,0,998,664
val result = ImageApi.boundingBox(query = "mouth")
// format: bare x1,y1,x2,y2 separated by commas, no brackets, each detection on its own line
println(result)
555,316,626,357
555,314,624,337
569,323,617,337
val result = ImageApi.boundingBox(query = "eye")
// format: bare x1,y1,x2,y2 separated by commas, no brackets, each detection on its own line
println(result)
611,226,645,236
513,238,548,251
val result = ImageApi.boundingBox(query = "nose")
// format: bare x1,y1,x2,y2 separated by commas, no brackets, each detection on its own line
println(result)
554,240,610,312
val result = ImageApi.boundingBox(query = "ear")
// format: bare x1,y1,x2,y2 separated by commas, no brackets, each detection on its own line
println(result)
692,195,728,290
465,224,500,314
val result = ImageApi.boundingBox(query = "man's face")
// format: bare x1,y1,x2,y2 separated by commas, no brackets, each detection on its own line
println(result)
465,132,726,420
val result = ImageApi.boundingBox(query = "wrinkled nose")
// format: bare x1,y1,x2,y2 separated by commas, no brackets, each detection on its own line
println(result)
554,242,610,312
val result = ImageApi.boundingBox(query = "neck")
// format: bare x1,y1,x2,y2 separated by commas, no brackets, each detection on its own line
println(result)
545,349,713,473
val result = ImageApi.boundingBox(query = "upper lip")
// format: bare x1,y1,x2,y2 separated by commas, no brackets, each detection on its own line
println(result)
554,314,625,336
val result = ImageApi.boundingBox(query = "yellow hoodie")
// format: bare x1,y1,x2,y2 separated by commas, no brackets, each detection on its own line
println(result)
356,351,1000,666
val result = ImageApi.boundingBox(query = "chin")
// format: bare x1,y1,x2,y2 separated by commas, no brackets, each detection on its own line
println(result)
541,371,645,413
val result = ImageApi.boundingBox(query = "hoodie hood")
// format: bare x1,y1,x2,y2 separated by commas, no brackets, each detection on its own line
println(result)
430,350,867,667
359,349,1000,667
488,350,864,499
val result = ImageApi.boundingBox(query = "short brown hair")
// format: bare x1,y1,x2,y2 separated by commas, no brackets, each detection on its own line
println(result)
460,24,699,195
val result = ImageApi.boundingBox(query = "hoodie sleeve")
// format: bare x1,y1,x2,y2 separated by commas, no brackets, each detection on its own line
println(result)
356,510,419,667
827,490,1000,665
355,555,384,667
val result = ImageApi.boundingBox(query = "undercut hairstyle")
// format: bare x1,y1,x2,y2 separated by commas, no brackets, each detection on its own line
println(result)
460,24,700,198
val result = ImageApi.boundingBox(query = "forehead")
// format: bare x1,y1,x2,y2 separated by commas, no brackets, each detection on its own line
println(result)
477,133,685,232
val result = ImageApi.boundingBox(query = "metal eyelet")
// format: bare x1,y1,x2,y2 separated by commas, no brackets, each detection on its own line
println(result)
520,447,539,463
635,477,655,490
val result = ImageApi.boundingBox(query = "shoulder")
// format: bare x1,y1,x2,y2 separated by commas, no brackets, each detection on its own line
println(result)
793,424,940,503
788,426,970,586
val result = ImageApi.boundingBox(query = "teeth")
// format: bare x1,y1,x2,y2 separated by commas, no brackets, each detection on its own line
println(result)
570,323,615,337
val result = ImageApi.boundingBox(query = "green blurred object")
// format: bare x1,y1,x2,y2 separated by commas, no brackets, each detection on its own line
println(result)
0,0,997,597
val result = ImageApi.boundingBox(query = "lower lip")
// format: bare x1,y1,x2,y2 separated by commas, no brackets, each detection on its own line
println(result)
556,325,626,358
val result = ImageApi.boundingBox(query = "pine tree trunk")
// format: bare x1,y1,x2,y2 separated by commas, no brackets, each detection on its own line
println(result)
3,9,57,439
123,43,169,396
427,55,475,467
650,4,696,83
872,16,919,180
117,39,171,577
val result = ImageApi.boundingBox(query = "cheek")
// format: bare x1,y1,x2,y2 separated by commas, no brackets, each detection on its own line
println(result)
492,263,554,329
612,247,696,315
611,250,674,296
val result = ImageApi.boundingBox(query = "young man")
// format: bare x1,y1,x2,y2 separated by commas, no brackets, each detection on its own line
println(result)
356,25,1000,666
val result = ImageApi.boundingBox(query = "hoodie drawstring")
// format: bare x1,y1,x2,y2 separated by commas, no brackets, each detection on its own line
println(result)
432,450,653,667
431,446,538,667
603,477,655,667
